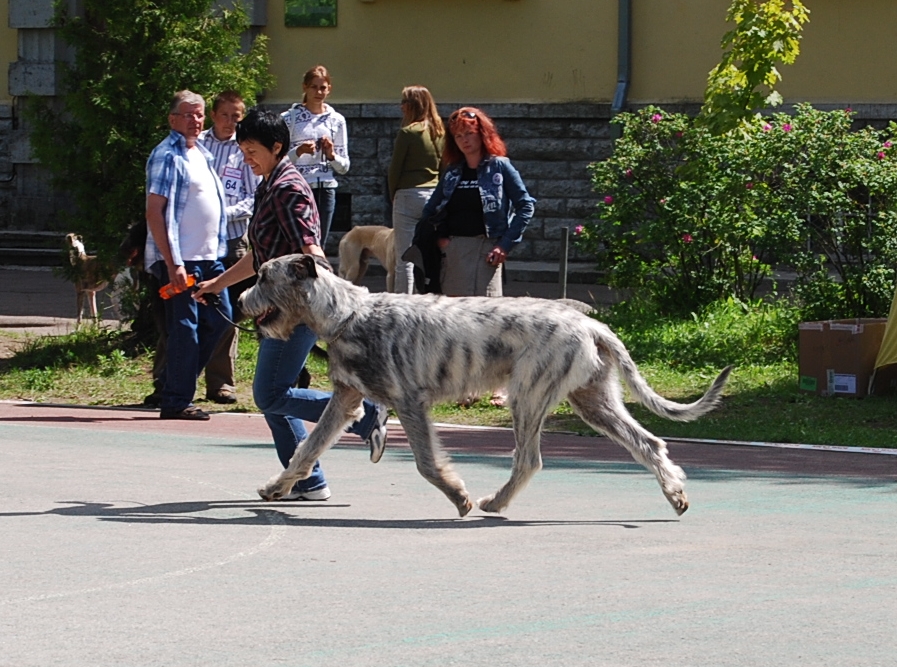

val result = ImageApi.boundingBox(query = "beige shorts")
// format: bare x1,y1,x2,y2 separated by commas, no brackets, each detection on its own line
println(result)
440,235,503,297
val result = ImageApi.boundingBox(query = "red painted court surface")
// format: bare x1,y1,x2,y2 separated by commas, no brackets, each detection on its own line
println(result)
1,400,894,479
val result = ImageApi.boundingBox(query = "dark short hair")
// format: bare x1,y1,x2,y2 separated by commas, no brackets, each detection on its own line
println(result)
236,107,289,160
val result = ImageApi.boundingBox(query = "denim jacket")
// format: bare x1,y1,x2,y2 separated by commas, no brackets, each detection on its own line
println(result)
420,156,536,253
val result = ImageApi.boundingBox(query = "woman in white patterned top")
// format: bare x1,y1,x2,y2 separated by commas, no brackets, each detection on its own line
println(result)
281,65,349,246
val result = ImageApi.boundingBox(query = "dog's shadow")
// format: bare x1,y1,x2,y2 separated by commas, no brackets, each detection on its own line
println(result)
0,499,676,530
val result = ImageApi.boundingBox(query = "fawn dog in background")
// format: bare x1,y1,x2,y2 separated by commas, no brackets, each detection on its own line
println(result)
242,254,733,517
65,233,108,323
337,225,396,292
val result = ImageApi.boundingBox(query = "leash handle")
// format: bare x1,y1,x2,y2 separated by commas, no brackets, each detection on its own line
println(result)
203,292,257,333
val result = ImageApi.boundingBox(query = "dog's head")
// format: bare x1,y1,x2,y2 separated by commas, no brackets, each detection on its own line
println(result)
65,233,86,264
241,254,331,340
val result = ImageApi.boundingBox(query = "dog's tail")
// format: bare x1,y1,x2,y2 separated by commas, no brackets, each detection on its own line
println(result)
597,322,733,422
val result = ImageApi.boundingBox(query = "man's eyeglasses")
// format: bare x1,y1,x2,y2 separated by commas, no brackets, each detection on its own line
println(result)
172,112,205,121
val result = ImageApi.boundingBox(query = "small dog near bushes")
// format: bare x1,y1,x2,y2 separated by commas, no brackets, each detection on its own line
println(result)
65,233,108,323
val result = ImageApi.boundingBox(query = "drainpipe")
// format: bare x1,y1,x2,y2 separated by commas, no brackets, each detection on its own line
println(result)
610,0,632,140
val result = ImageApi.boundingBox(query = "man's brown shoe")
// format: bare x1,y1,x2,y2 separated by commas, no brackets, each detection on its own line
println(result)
160,405,211,421
208,388,237,405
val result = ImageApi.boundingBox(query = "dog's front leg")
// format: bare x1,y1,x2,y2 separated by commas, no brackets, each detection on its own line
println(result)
258,384,365,501
395,401,473,517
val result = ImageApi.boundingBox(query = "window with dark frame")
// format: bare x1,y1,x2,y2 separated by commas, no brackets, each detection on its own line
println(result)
285,0,337,28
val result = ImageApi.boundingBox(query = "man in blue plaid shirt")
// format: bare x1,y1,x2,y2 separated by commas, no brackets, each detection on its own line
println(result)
144,90,233,421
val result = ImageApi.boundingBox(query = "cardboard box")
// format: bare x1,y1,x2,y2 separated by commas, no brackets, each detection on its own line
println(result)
798,318,888,397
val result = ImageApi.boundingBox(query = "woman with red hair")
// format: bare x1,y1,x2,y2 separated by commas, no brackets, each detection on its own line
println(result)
418,107,535,406
420,106,535,298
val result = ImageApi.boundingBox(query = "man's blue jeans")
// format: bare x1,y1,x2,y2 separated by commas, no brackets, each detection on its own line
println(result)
253,323,380,492
159,260,231,412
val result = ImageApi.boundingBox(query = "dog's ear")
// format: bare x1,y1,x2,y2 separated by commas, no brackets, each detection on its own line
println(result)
312,255,334,274
289,254,319,281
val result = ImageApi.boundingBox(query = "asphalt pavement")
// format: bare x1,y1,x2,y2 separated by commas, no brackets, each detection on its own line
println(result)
0,265,896,666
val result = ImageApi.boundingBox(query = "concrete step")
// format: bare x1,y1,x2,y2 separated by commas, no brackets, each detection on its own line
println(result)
0,230,66,267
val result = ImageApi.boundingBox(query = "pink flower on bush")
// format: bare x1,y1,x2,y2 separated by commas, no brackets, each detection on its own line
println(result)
574,225,584,235
651,113,662,123
659,198,667,205
762,124,772,132
624,168,633,179
884,141,892,148
746,182,754,190
878,152,886,160
682,234,693,243
782,123,792,132
604,195,614,204
845,107,852,113
675,131,684,138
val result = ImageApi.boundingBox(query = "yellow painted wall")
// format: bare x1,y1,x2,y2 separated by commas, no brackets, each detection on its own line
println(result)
4,1,897,107
630,0,897,105
630,0,728,103
0,0,16,105
780,0,897,103
265,0,617,105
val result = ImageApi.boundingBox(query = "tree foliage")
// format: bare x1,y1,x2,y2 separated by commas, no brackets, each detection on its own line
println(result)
25,0,274,262
700,0,809,135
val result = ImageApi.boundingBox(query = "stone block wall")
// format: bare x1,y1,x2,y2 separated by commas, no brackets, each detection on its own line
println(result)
274,101,612,261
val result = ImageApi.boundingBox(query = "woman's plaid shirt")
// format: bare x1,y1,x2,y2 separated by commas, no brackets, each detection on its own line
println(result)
248,158,321,271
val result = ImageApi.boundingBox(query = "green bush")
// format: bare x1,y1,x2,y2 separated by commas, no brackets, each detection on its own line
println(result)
579,104,897,319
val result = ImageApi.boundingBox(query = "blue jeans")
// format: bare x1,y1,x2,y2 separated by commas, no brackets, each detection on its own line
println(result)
253,323,380,492
159,260,232,412
312,185,336,248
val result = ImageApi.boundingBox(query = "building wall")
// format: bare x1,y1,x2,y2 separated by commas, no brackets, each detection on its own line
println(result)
316,101,609,260
0,0,16,105
264,0,617,105
4,0,897,261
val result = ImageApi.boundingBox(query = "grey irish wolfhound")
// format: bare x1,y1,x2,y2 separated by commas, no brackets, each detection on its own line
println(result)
241,254,732,517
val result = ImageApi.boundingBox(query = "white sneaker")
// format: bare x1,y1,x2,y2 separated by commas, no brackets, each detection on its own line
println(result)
366,403,389,463
281,485,331,501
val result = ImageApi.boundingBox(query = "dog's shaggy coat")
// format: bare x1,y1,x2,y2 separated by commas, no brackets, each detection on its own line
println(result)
242,254,732,516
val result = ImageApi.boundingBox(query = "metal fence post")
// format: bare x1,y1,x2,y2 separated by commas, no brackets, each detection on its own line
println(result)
559,226,569,299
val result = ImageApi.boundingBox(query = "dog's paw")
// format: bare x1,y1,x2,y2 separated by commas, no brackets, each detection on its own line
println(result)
257,485,280,502
476,494,503,514
456,497,474,518
665,490,689,516
258,475,292,502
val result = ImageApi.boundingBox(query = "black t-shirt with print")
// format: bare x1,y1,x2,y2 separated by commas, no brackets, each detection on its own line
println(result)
444,165,485,237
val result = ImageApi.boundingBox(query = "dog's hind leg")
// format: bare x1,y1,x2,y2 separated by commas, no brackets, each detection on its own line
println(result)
258,384,365,501
395,400,473,517
568,379,689,515
477,388,554,514
75,289,85,324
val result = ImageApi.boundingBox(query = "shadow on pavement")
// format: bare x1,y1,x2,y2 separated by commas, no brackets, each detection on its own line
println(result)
0,499,677,530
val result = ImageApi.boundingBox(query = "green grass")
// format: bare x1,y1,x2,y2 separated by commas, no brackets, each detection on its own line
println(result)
1,303,896,448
